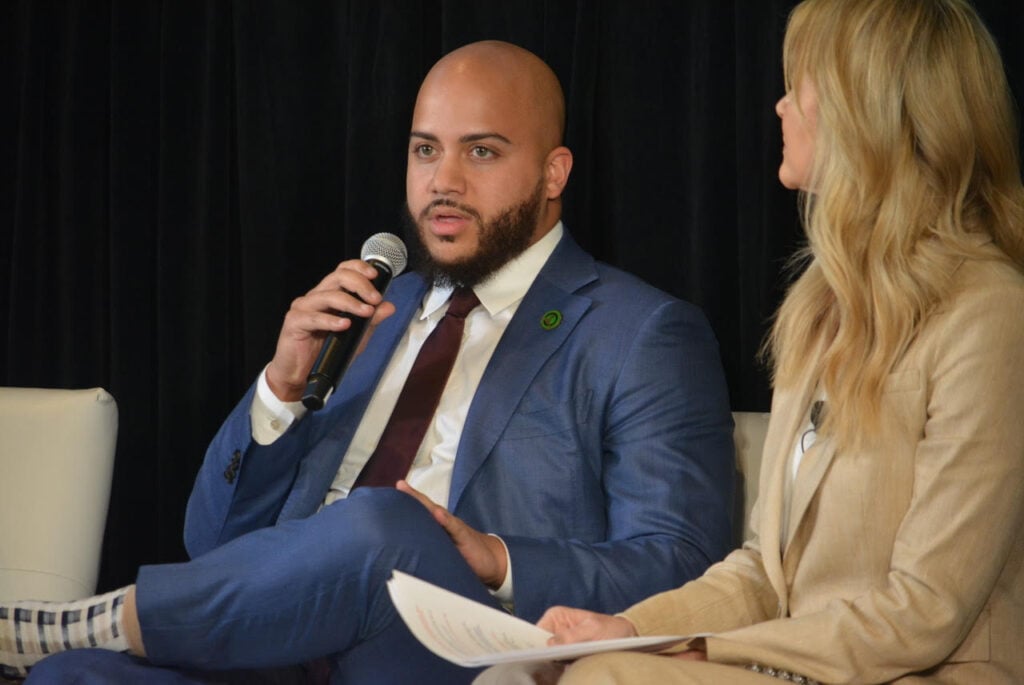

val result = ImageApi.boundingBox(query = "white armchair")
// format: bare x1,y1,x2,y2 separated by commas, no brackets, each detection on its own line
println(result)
0,387,118,601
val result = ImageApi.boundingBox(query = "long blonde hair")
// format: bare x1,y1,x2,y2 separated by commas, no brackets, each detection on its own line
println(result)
767,0,1024,449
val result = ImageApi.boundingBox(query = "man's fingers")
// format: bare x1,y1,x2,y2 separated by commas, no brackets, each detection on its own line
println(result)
297,289,376,322
355,302,397,357
311,260,384,305
368,301,397,326
396,480,441,512
397,480,464,534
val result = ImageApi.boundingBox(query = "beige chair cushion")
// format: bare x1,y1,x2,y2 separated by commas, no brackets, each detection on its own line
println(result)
732,411,770,546
0,387,118,600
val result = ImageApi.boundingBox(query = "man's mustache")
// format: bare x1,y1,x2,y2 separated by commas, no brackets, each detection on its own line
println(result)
418,199,483,224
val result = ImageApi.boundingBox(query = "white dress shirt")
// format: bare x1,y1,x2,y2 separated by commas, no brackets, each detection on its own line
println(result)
249,222,564,602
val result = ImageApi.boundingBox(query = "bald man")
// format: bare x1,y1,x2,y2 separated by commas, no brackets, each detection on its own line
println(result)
5,42,734,684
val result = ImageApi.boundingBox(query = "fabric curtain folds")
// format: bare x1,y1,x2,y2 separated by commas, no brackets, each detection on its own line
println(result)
3,0,1022,592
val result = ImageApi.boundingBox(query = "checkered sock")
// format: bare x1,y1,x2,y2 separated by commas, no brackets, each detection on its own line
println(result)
0,587,131,678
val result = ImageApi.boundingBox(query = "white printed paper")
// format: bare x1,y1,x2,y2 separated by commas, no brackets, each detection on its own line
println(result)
386,570,689,667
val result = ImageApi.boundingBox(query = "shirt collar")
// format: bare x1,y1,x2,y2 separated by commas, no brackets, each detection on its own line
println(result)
420,221,564,319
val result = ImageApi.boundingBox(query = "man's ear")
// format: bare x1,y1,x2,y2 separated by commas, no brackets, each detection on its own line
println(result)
543,146,573,199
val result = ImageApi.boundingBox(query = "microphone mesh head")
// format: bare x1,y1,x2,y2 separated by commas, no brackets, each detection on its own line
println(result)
361,232,408,276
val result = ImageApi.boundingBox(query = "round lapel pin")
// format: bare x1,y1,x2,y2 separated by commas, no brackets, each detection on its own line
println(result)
540,310,562,330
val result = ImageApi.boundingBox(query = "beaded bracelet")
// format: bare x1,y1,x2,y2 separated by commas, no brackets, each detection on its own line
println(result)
746,663,821,684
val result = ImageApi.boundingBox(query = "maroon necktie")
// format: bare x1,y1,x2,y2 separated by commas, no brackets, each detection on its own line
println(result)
351,288,480,489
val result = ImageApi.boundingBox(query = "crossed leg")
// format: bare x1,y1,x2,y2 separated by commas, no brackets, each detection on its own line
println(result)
15,489,496,684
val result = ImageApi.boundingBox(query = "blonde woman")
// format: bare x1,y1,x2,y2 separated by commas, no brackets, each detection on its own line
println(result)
477,0,1024,683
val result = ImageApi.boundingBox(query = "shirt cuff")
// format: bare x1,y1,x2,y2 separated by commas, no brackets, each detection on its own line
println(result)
487,534,515,607
251,366,307,445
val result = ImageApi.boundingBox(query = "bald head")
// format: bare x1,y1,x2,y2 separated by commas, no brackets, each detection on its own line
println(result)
418,41,566,153
405,41,573,284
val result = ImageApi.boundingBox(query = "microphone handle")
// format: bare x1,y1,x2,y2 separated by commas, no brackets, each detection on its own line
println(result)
301,259,394,411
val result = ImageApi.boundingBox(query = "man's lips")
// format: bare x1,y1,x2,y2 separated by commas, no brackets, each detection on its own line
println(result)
429,208,470,221
427,215,469,237
421,202,479,236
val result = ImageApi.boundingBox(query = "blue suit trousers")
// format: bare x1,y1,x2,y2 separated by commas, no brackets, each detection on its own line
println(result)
26,489,498,684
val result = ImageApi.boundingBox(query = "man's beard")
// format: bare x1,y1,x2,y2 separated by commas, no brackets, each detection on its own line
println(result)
403,179,545,289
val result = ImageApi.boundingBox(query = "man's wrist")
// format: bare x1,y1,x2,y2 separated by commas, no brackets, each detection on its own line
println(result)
487,534,514,605
252,366,306,444
265,363,306,402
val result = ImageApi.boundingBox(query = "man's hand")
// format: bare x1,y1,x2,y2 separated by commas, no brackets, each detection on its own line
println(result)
396,480,508,589
265,259,396,401
536,606,638,645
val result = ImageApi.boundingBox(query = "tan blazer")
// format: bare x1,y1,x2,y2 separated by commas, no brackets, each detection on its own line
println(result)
624,250,1024,684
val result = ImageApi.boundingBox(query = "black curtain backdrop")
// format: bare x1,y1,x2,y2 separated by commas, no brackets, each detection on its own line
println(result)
3,1,1022,592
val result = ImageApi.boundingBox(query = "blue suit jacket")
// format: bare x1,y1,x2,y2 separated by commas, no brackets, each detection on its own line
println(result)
184,232,735,621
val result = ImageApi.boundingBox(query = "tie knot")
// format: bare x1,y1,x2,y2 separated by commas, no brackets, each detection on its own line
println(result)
445,288,480,319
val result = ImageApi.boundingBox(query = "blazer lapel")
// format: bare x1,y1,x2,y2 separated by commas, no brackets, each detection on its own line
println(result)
447,236,597,510
782,343,840,562
758,367,820,615
784,430,838,559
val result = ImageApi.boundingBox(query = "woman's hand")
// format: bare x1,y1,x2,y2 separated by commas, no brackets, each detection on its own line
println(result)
537,606,638,645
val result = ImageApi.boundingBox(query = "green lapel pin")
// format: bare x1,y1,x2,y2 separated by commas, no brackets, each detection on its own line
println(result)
541,310,562,330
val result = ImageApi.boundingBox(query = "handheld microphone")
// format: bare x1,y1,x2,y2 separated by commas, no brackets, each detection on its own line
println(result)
301,232,408,411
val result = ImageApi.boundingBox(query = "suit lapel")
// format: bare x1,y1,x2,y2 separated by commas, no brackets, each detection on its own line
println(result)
781,342,840,562
758,366,820,614
784,429,837,558
447,236,597,510
279,276,429,518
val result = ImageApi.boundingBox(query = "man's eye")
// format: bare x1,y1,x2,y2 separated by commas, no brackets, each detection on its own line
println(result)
470,146,495,159
414,144,435,157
